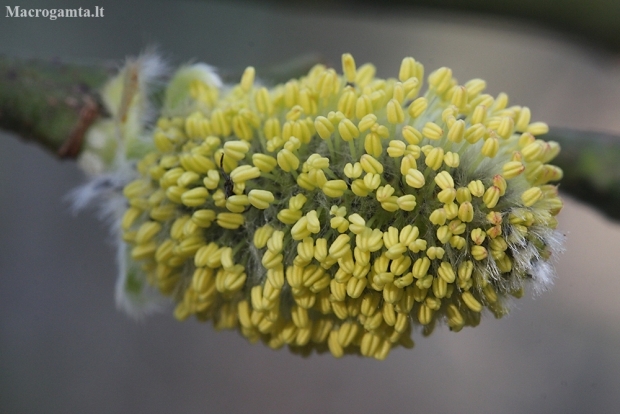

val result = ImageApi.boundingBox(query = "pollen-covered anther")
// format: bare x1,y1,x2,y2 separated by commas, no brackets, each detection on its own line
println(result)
248,190,274,209
422,122,443,140
521,186,543,207
425,147,445,170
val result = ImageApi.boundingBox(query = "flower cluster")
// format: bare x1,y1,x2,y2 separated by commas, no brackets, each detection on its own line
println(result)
121,54,563,359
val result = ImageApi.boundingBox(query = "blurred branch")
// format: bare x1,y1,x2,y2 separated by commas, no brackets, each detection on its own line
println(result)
545,128,620,221
0,56,112,158
3,55,620,221
241,0,620,52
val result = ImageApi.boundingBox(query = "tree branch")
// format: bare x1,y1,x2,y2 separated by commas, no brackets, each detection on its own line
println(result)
545,128,620,221
0,55,112,158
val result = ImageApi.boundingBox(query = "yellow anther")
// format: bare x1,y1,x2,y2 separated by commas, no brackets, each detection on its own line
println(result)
135,221,162,245
436,226,452,244
122,207,142,230
446,119,465,143
426,246,445,260
230,165,261,184
329,234,351,259
437,188,456,204
465,123,486,143
210,108,231,137
451,86,468,109
232,115,254,141
462,78,485,99
355,62,376,87
340,214,363,236
470,105,487,125
131,242,157,261
455,261,473,282
399,154,416,175
276,149,300,172
364,133,382,157
216,212,244,229
294,237,314,264
338,118,359,141
522,187,543,207
190,209,215,228
177,171,200,188
392,83,405,104
249,154,276,174
180,187,209,207
398,128,421,148
360,154,384,175
346,275,367,299
483,186,501,209
449,235,465,250
380,196,399,212
497,116,514,139
522,141,543,163
471,245,488,261
247,189,274,210
427,207,446,225
425,147,444,170
408,97,428,119
306,210,321,233
514,106,531,131
403,168,423,189
351,94,373,119
492,175,507,196
386,99,405,124
527,122,549,136
418,304,433,325
314,116,335,140
330,216,348,234
341,53,357,83
386,140,406,158
348,179,367,197
422,122,443,140
541,141,561,163
225,195,250,213
252,225,274,249
399,57,417,81
255,87,273,115
395,195,416,211
356,114,376,133
502,161,525,179
481,136,499,158
240,66,255,92
435,171,455,190
428,66,453,93
356,228,384,252
318,69,338,99
262,118,281,142
337,88,356,119
322,180,348,198
452,201,473,222
468,180,485,197
277,208,302,225
462,291,482,312
487,211,503,225
376,185,395,203
343,162,363,179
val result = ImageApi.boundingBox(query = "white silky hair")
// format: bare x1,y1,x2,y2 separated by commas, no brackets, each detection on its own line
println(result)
69,51,175,318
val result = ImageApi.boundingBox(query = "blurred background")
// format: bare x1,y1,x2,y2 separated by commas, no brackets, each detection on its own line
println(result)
2,0,620,412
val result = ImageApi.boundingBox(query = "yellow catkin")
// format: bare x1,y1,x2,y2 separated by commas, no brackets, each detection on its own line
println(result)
119,52,563,361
